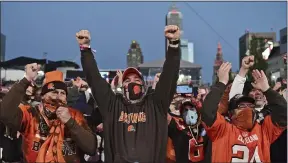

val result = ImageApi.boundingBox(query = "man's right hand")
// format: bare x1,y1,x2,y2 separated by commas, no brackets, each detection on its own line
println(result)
24,63,40,82
241,55,254,69
218,62,232,85
239,56,254,77
76,30,91,47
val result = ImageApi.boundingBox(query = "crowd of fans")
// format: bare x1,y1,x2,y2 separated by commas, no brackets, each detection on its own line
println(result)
0,25,287,163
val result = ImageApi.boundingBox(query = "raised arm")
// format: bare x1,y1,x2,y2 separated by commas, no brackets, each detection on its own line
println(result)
0,63,40,131
229,56,254,100
201,62,231,127
76,30,115,118
251,69,287,127
154,25,181,115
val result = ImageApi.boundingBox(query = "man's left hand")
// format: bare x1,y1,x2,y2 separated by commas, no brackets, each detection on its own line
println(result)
56,106,72,124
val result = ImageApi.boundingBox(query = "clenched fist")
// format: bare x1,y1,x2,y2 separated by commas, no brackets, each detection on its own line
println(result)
76,30,91,47
24,63,41,82
241,56,254,69
165,25,180,41
56,106,72,124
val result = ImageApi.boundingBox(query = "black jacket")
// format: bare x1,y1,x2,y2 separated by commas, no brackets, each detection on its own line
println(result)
81,45,180,163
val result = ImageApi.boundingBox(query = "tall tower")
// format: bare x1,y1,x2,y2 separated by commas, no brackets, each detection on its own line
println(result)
126,40,144,68
165,4,183,53
212,42,224,83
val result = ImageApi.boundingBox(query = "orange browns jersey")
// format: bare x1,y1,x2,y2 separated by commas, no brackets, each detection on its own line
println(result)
203,112,285,163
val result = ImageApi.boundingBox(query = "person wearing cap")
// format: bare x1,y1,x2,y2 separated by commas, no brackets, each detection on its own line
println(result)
76,25,180,163
201,62,287,162
0,63,97,163
167,99,209,163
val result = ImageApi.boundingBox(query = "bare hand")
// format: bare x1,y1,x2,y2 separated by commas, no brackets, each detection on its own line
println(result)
72,77,88,91
56,106,71,124
152,73,161,89
76,30,91,47
96,123,103,132
116,70,123,84
241,55,254,69
251,70,270,92
24,63,41,82
165,25,180,41
217,62,232,85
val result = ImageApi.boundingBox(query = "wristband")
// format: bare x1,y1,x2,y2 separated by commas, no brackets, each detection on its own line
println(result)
169,39,180,45
80,45,97,53
80,45,91,50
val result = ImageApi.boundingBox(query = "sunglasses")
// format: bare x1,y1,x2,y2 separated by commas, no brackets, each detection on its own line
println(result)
77,36,89,40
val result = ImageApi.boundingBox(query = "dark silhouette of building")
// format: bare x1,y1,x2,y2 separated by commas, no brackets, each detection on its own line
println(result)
0,33,6,83
0,33,6,62
212,42,224,83
126,40,143,67
239,31,276,69
165,4,183,53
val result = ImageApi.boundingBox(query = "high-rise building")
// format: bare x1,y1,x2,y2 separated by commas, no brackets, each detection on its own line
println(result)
280,27,287,55
1,33,6,62
239,31,276,69
165,4,183,52
212,42,224,83
180,39,189,61
126,40,143,68
188,42,194,63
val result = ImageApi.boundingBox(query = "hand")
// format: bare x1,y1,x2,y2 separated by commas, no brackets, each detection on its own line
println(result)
251,70,270,92
96,123,103,132
217,62,232,85
17,131,21,139
273,82,282,91
152,73,161,89
241,55,254,69
56,106,72,124
72,77,88,91
116,70,123,84
76,30,91,47
164,25,180,41
24,63,41,82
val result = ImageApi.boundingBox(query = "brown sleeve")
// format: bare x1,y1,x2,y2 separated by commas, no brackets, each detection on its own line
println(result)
217,84,232,115
65,110,97,156
0,78,30,131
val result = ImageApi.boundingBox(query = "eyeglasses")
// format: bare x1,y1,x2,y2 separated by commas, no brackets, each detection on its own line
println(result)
238,103,255,108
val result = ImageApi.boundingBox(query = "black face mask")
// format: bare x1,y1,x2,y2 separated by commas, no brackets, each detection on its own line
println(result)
125,83,144,101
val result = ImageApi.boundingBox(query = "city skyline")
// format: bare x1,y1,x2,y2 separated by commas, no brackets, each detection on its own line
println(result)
1,2,286,83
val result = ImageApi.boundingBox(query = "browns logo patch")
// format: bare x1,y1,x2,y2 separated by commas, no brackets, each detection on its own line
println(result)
47,83,55,90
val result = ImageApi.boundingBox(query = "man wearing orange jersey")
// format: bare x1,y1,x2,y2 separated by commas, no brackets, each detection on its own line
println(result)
201,62,287,162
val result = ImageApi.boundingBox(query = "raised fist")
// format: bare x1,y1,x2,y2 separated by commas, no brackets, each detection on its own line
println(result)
76,30,91,47
241,55,254,69
165,25,180,41
24,63,41,82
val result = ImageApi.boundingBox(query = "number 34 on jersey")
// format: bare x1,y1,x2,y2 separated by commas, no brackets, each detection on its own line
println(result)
231,145,262,163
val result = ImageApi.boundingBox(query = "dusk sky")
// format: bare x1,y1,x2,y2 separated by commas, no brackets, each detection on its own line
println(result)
1,2,287,83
